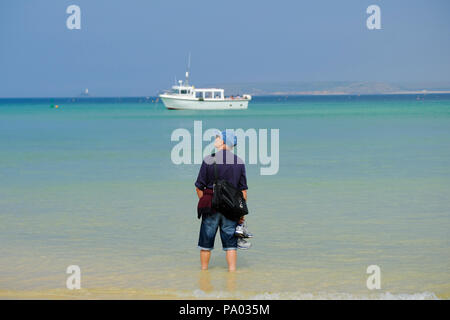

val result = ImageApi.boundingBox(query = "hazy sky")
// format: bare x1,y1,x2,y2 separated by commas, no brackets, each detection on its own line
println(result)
1,0,449,97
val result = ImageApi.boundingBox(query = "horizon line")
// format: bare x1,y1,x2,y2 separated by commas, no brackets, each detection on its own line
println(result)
2,91,450,100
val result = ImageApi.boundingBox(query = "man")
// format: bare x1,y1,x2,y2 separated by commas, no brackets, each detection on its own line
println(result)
195,131,248,271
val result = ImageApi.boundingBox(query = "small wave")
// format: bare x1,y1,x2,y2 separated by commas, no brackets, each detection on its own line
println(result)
178,290,439,300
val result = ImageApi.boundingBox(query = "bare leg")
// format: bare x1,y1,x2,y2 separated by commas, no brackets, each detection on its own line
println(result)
226,249,237,271
200,250,211,270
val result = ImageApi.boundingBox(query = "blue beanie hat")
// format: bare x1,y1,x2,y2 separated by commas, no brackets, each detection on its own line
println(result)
219,130,237,147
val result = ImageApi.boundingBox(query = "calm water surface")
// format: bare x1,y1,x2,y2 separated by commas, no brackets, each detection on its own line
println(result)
0,95,449,299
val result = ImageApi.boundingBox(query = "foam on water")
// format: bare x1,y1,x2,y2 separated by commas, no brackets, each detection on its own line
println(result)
0,288,441,300
181,289,439,300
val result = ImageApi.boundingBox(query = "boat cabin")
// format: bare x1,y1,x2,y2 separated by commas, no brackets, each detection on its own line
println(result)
170,82,224,100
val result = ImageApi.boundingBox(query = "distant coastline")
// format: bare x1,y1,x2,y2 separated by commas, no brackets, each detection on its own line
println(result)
262,90,450,96
202,81,450,96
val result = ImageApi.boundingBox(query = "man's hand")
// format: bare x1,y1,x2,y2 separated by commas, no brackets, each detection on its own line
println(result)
239,190,247,224
196,187,204,199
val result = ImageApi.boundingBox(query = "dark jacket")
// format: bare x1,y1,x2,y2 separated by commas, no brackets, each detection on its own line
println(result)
195,150,248,219
195,150,248,191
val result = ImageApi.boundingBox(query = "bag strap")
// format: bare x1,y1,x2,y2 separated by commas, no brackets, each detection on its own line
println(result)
212,152,218,184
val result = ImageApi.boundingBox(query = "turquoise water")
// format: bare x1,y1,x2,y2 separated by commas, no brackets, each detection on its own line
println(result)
0,95,449,299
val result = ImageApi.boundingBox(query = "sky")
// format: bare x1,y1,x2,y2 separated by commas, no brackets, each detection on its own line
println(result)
0,0,449,97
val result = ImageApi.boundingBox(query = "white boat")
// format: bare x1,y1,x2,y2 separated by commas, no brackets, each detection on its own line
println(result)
159,61,251,110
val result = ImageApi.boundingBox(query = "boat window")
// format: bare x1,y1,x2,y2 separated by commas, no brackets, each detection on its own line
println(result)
214,92,221,99
205,92,212,99
195,92,203,98
181,90,187,94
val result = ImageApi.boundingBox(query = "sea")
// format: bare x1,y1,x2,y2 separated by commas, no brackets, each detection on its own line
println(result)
0,94,449,299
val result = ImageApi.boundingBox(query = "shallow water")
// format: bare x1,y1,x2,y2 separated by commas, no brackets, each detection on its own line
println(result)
0,95,449,299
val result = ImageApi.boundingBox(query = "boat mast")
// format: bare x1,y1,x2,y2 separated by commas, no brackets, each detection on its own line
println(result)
185,52,191,86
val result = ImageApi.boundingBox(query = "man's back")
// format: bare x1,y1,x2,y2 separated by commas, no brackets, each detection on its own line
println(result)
195,149,248,191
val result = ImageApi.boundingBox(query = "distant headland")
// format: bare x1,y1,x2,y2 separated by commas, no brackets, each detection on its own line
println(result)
202,81,450,96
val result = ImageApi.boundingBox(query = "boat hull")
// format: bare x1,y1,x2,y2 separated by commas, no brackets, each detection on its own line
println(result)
160,95,249,110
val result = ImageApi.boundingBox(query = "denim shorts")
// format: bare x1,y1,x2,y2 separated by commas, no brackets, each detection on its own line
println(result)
198,212,238,251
